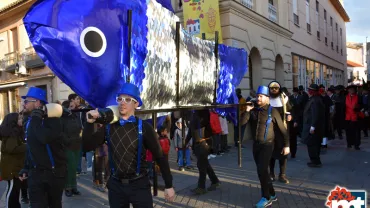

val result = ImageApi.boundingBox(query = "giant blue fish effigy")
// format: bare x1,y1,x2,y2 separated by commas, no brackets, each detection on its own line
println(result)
23,0,248,123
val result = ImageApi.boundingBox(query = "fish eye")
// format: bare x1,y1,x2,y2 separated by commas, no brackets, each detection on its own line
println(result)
79,27,107,57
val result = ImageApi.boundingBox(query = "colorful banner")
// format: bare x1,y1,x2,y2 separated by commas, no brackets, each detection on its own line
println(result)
183,0,223,43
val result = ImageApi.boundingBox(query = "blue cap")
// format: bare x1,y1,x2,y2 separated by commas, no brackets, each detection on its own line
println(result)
256,86,269,97
116,83,143,107
21,87,48,104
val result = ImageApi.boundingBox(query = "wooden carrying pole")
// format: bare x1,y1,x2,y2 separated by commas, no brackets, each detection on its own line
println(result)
175,22,181,106
127,10,133,83
213,31,219,104
152,112,158,196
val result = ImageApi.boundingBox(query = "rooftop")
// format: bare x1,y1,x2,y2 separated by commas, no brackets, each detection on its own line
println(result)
330,0,350,22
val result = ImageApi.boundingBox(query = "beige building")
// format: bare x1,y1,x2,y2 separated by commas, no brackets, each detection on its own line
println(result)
173,0,349,96
346,42,367,85
173,0,294,97
290,0,349,89
0,0,73,121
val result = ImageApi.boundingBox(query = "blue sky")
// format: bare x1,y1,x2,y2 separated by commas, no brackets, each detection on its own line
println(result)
344,0,370,43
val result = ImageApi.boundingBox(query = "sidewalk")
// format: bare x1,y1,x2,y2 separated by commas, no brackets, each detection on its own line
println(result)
1,137,370,207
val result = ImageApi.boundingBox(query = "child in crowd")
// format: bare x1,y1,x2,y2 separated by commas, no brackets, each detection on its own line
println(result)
174,118,192,171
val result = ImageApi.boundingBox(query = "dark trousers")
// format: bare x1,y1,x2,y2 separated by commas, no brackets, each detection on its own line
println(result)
21,179,28,199
94,155,110,184
269,158,287,176
28,169,65,208
253,143,275,199
194,141,219,189
212,134,221,153
306,134,322,164
5,178,22,208
289,124,298,157
360,117,369,137
345,121,361,147
234,124,247,145
65,149,80,189
107,176,153,208
220,134,228,150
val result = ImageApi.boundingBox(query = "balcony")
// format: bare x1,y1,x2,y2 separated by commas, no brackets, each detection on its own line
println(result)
23,47,45,69
241,0,253,10
1,51,19,72
268,3,277,23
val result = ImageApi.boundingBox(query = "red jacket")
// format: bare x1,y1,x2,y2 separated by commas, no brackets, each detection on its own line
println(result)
159,136,170,155
146,150,153,162
345,94,359,121
210,111,222,134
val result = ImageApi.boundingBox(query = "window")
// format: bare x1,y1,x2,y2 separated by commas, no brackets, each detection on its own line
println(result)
317,31,320,40
336,45,338,52
330,17,333,26
331,41,334,49
306,0,310,24
293,0,299,25
269,0,273,5
336,23,338,31
341,49,343,55
10,28,18,52
324,9,327,21
307,23,311,33
316,1,319,12
340,28,342,36
325,37,328,45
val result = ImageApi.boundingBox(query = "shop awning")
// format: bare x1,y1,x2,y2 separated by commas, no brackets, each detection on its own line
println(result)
0,82,26,89
347,60,363,67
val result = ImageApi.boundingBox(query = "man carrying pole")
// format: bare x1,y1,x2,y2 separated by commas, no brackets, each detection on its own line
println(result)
82,83,175,207
243,86,290,208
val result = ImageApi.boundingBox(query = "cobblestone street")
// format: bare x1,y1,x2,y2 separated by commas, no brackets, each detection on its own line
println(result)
1,137,370,207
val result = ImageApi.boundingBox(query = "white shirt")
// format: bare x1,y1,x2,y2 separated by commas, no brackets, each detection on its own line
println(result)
219,116,229,135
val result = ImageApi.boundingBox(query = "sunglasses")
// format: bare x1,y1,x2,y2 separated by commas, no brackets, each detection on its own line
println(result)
24,99,37,104
116,97,137,104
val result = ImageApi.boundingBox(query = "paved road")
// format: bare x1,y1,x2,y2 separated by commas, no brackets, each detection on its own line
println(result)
1,137,370,207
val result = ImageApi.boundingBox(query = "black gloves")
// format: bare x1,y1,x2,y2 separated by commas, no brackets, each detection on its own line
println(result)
94,108,114,124
31,109,45,119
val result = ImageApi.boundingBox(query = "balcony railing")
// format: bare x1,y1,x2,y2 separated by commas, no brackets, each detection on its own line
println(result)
2,51,19,68
24,47,39,61
268,3,277,22
241,0,253,10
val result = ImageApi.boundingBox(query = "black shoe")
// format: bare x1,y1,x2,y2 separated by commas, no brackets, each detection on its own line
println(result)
307,162,322,168
191,187,207,195
278,175,290,184
178,167,185,171
21,197,29,204
291,155,296,158
207,182,221,191
185,166,194,170
72,189,81,196
355,146,360,150
65,190,73,197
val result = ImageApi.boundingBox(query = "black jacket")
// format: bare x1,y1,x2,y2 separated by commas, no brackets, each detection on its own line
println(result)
302,95,325,142
24,113,66,176
61,112,82,151
244,105,289,146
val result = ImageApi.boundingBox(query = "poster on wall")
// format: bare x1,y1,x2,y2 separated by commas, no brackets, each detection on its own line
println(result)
183,0,223,42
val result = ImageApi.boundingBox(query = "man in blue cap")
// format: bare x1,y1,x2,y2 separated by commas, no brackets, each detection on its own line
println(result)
243,85,290,208
83,83,175,207
18,87,66,208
